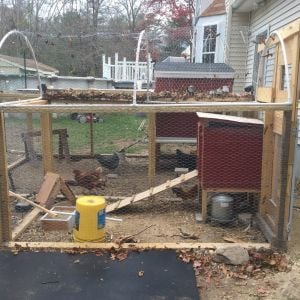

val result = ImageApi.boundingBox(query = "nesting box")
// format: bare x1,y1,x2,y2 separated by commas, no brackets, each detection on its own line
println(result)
197,113,264,190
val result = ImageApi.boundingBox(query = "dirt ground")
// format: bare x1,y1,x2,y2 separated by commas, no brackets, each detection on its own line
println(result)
8,156,300,299
9,157,265,244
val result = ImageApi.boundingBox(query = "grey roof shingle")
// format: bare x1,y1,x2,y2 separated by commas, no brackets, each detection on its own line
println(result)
154,62,235,73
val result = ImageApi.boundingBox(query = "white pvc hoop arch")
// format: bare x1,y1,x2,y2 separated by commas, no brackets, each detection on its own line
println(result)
0,30,43,99
133,30,145,105
257,30,291,103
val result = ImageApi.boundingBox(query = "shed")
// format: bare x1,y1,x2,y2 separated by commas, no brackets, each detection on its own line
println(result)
196,112,264,221
154,61,235,92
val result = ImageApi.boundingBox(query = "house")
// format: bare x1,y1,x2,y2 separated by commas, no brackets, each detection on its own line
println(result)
225,0,300,92
193,0,300,92
0,54,59,91
0,54,59,77
193,0,227,64
0,55,113,91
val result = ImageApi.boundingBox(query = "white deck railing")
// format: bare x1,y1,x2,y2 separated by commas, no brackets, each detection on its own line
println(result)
102,53,153,83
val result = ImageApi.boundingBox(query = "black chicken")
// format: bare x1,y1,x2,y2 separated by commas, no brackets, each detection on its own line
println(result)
176,149,197,170
96,150,125,171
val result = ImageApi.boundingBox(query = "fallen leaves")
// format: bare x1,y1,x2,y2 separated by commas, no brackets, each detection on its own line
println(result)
177,247,291,292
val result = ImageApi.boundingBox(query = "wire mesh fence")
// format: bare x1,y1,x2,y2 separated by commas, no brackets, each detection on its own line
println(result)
0,16,298,250
4,108,282,244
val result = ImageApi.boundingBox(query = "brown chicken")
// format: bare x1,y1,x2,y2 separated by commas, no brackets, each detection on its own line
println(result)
171,185,198,200
68,167,106,191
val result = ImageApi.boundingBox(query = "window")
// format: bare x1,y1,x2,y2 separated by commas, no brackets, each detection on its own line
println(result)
202,25,217,63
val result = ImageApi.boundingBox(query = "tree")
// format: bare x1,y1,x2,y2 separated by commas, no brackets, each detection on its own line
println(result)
114,0,146,32
145,0,194,59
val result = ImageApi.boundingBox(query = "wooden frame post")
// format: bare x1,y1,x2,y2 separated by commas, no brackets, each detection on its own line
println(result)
90,113,94,157
0,112,12,242
148,113,156,188
41,113,54,173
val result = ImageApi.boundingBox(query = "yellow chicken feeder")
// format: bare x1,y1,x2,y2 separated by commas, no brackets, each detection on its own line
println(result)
73,195,106,242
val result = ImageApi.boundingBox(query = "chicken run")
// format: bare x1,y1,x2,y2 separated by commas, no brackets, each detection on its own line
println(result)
0,20,299,254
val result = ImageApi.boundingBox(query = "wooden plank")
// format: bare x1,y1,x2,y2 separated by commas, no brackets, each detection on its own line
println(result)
107,170,198,212
148,113,156,188
273,111,284,135
9,192,56,216
19,100,48,105
60,178,76,204
256,87,274,103
41,113,53,173
284,32,300,238
25,113,34,159
7,157,27,171
0,102,292,114
0,112,11,242
274,111,292,249
5,241,271,250
259,112,274,217
60,130,70,160
197,112,263,125
35,172,61,208
90,114,94,157
11,208,41,240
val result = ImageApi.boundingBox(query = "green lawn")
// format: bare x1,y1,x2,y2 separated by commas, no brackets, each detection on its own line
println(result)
5,113,147,154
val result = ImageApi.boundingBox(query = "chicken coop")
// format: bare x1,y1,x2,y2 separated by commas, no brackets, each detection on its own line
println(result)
196,113,264,222
0,19,299,253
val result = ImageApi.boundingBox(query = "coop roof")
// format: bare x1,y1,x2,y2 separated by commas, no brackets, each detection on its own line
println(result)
196,112,264,125
201,0,226,17
0,54,59,74
154,62,235,79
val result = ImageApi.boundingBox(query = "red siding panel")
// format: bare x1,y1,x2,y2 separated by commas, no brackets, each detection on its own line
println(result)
198,119,263,190
156,113,199,138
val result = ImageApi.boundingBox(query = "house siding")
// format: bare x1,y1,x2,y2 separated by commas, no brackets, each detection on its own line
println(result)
226,12,250,92
245,0,300,86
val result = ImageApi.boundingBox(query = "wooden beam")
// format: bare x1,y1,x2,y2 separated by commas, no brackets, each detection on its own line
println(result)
7,157,27,171
35,172,61,208
256,87,274,103
0,102,292,114
4,241,271,250
148,113,156,188
274,111,292,250
59,178,76,204
11,208,41,240
41,113,53,173
259,112,274,217
9,192,56,216
107,170,198,212
90,114,94,157
0,112,12,242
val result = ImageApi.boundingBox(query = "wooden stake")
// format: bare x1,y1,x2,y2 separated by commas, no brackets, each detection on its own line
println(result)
148,113,156,188
90,113,94,157
9,191,57,217
12,208,41,240
41,113,53,173
0,112,11,242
